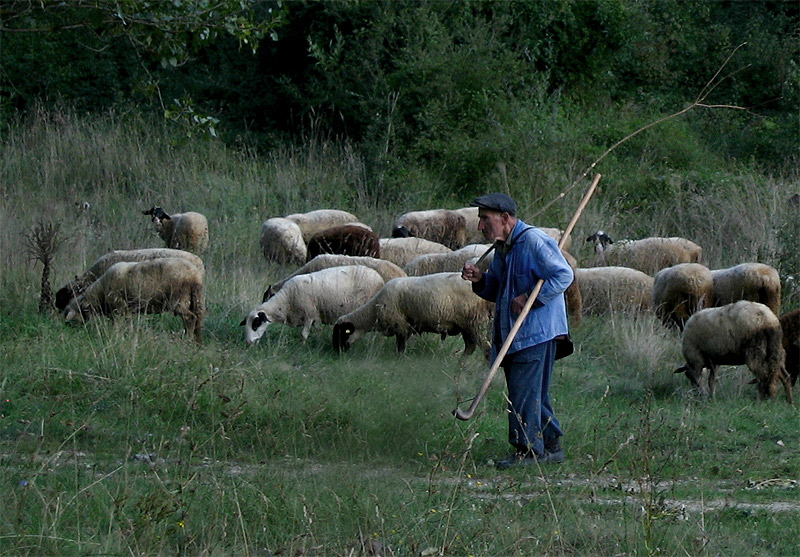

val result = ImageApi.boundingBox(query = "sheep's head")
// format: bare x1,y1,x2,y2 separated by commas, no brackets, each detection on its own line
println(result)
333,321,359,352
64,297,92,324
142,206,172,227
586,230,613,253
240,310,270,346
391,225,413,238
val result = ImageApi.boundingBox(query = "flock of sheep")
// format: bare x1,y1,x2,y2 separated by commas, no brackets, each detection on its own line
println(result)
55,204,798,404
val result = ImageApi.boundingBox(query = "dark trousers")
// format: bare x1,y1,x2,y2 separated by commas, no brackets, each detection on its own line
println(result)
502,339,563,455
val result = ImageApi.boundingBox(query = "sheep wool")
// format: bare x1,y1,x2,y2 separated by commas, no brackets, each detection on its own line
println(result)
260,217,307,265
676,300,792,402
285,209,359,243
305,224,380,262
574,266,653,315
587,231,702,276
242,265,386,345
379,237,452,268
403,244,491,276
55,248,204,311
333,272,494,357
652,263,714,330
780,309,799,386
393,209,468,250
710,262,781,316
64,257,205,343
263,254,406,301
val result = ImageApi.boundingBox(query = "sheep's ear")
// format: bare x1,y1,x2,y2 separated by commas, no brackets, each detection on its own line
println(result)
142,207,154,215
674,365,688,374
239,318,246,326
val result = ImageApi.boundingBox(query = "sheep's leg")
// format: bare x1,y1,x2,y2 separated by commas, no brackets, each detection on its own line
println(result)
395,334,407,353
461,330,477,356
778,366,793,405
301,319,315,342
706,365,717,397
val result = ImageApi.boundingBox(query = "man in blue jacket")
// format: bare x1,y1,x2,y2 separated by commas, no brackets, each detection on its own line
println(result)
461,193,574,469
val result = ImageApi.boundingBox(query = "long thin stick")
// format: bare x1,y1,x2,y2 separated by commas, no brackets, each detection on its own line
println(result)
453,173,602,421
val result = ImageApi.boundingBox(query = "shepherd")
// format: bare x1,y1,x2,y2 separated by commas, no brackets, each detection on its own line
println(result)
461,192,574,469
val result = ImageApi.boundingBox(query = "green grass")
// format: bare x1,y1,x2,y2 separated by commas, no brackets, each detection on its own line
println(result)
1,109,799,555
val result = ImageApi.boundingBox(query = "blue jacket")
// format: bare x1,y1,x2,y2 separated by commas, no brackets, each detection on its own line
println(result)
473,220,573,359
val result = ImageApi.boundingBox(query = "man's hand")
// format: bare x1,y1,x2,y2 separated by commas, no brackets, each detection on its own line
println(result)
512,293,528,315
461,263,483,283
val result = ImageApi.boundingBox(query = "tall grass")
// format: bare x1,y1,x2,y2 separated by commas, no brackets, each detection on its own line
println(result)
1,109,798,555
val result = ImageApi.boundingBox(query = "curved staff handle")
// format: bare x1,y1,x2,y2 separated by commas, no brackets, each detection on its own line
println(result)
453,173,602,421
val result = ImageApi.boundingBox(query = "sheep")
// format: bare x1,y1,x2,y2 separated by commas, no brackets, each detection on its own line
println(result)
259,217,307,265
142,206,209,255
455,206,573,251
586,231,702,276
285,209,360,243
379,237,452,268
262,254,406,302
780,309,799,386
392,209,468,250
55,248,204,311
241,265,386,345
64,257,205,343
710,263,781,316
332,272,494,357
675,301,792,402
305,223,380,262
403,244,491,276
574,266,653,315
652,263,714,330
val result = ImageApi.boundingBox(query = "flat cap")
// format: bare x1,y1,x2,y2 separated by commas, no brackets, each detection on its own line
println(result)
471,193,517,216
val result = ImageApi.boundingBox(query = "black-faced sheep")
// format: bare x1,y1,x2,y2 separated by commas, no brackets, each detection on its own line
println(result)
675,300,792,402
259,217,307,265
652,263,714,330
780,309,799,386
142,206,209,255
285,209,359,243
586,231,702,276
262,254,406,302
55,248,205,311
64,257,205,343
332,272,494,357
574,266,653,315
241,265,386,345
305,224,380,262
392,209,468,250
379,237,452,268
710,262,781,316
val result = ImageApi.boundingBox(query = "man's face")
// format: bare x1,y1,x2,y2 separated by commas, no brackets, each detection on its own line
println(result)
477,209,510,242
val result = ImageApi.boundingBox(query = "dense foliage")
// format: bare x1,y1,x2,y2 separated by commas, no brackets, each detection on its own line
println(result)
2,0,798,197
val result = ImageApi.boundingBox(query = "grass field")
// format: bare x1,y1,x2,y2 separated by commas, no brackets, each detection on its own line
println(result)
1,109,798,555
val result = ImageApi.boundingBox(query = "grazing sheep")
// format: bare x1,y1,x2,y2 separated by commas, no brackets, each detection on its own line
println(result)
379,237,452,268
586,231,702,276
780,309,799,386
404,244,491,276
142,206,209,254
392,209,468,250
262,254,406,301
710,263,781,316
652,263,714,330
332,272,494,356
285,209,359,243
241,265,386,345
675,301,792,402
574,266,653,315
305,224,380,262
64,257,205,343
260,217,307,265
55,248,205,311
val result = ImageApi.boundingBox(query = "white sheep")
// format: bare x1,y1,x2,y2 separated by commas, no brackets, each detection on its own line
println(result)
241,265,386,345
586,231,702,276
392,208,468,250
64,257,205,343
55,248,204,311
285,209,359,243
379,237,452,268
652,263,714,330
710,262,781,316
259,217,307,265
675,300,792,402
142,206,209,254
574,266,654,315
403,244,491,276
262,254,406,301
332,272,494,356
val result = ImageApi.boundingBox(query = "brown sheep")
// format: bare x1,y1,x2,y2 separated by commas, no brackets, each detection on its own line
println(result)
710,263,781,316
780,309,799,386
393,209,468,250
305,224,380,262
652,263,714,330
